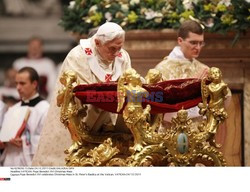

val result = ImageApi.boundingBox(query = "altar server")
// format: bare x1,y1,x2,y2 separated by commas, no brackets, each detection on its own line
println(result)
0,67,49,166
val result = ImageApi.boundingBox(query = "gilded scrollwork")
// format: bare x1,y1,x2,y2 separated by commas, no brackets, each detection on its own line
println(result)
57,70,87,157
58,70,131,166
58,67,228,166
197,67,228,148
164,108,226,166
79,138,120,166
117,68,165,154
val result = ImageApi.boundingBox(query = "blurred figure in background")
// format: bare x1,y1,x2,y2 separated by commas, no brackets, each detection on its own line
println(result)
13,37,57,101
0,67,49,166
0,68,19,108
2,0,61,17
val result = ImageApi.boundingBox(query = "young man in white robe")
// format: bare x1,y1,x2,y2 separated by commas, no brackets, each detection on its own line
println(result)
154,20,231,131
0,67,49,166
155,20,209,80
32,22,131,166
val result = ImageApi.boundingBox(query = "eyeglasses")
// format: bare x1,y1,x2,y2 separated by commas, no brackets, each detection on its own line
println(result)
185,40,205,48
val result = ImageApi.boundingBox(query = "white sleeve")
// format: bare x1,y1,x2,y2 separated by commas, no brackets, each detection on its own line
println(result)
0,101,5,127
30,102,49,155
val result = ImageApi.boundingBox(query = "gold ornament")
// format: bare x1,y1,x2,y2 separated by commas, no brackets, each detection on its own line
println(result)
58,67,228,166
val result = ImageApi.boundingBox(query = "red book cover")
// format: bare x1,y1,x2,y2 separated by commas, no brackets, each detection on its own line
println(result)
15,109,31,138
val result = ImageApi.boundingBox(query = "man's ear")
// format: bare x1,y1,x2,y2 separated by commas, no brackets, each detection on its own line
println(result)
95,39,101,47
177,37,183,45
32,80,38,90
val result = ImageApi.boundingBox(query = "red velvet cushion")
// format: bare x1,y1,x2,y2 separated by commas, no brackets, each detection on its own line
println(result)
73,78,202,114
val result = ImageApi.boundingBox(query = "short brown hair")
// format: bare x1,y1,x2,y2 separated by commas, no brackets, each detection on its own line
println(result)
18,67,39,83
177,20,203,39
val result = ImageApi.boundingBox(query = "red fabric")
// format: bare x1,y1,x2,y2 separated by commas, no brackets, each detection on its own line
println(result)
39,75,48,98
73,78,202,114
